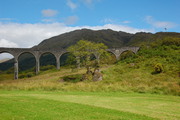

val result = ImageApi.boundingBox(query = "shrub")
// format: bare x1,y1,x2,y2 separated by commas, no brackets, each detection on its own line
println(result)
19,72,35,79
19,74,26,79
161,37,180,46
26,73,34,78
154,63,164,74
120,51,136,61
62,74,82,83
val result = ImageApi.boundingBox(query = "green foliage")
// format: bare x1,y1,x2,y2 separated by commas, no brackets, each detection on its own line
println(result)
68,40,108,58
40,65,56,71
120,51,134,60
160,37,180,46
119,50,138,63
100,52,116,64
67,40,109,70
19,72,35,79
149,36,180,48
65,53,76,66
153,63,164,74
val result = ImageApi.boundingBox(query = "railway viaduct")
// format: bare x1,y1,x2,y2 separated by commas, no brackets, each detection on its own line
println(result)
0,47,139,79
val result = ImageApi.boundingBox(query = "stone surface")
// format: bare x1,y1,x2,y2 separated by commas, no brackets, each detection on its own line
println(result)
93,69,103,81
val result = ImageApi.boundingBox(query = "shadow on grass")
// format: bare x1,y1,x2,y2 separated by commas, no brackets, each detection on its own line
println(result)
60,74,82,83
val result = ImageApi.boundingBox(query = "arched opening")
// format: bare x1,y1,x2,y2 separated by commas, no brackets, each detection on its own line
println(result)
100,51,116,64
0,52,14,80
18,52,36,78
119,50,136,62
60,52,75,67
40,52,56,71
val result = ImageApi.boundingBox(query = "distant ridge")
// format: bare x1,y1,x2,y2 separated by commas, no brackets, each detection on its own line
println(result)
34,29,180,50
0,58,10,63
35,29,133,49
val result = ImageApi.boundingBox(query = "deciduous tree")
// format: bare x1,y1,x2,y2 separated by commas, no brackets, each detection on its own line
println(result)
67,40,108,74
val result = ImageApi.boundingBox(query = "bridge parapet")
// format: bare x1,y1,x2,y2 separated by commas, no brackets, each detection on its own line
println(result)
107,47,140,60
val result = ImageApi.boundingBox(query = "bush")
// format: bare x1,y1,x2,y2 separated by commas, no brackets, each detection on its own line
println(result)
19,74,26,79
153,63,164,74
161,37,180,46
120,51,135,60
27,73,34,78
19,72,35,79
62,74,82,83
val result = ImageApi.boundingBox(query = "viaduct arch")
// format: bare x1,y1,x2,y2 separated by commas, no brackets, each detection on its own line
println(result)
0,47,139,79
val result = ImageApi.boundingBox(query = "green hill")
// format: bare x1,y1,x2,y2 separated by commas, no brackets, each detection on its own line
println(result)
36,29,133,49
0,29,179,120
0,37,179,95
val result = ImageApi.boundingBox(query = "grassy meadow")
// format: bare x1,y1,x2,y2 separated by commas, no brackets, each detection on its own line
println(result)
0,90,179,120
0,57,179,95
0,41,179,120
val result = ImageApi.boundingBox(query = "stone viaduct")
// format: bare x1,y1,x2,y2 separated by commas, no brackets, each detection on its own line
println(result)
0,47,139,79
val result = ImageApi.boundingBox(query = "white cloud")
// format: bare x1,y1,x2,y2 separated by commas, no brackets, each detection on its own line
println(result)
64,16,79,25
0,39,18,47
145,16,177,29
0,22,68,48
82,24,152,33
66,0,77,10
0,53,14,59
41,9,58,17
0,22,153,49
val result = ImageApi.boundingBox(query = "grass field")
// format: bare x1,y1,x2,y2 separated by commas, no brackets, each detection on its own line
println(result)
0,90,179,120
0,64,179,95
0,44,179,120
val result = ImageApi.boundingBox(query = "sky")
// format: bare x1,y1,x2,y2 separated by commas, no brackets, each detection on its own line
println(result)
0,0,179,51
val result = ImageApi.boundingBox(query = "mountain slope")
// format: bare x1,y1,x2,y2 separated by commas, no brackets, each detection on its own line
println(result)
36,29,133,49
0,29,180,71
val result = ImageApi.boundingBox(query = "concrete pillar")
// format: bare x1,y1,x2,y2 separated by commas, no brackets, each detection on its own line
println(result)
36,58,40,74
115,55,120,61
56,59,60,70
56,57,60,70
14,58,18,79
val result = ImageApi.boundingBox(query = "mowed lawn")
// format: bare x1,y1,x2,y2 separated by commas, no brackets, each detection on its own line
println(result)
0,91,179,120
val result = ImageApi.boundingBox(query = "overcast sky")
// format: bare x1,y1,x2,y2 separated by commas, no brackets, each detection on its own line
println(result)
0,0,179,58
